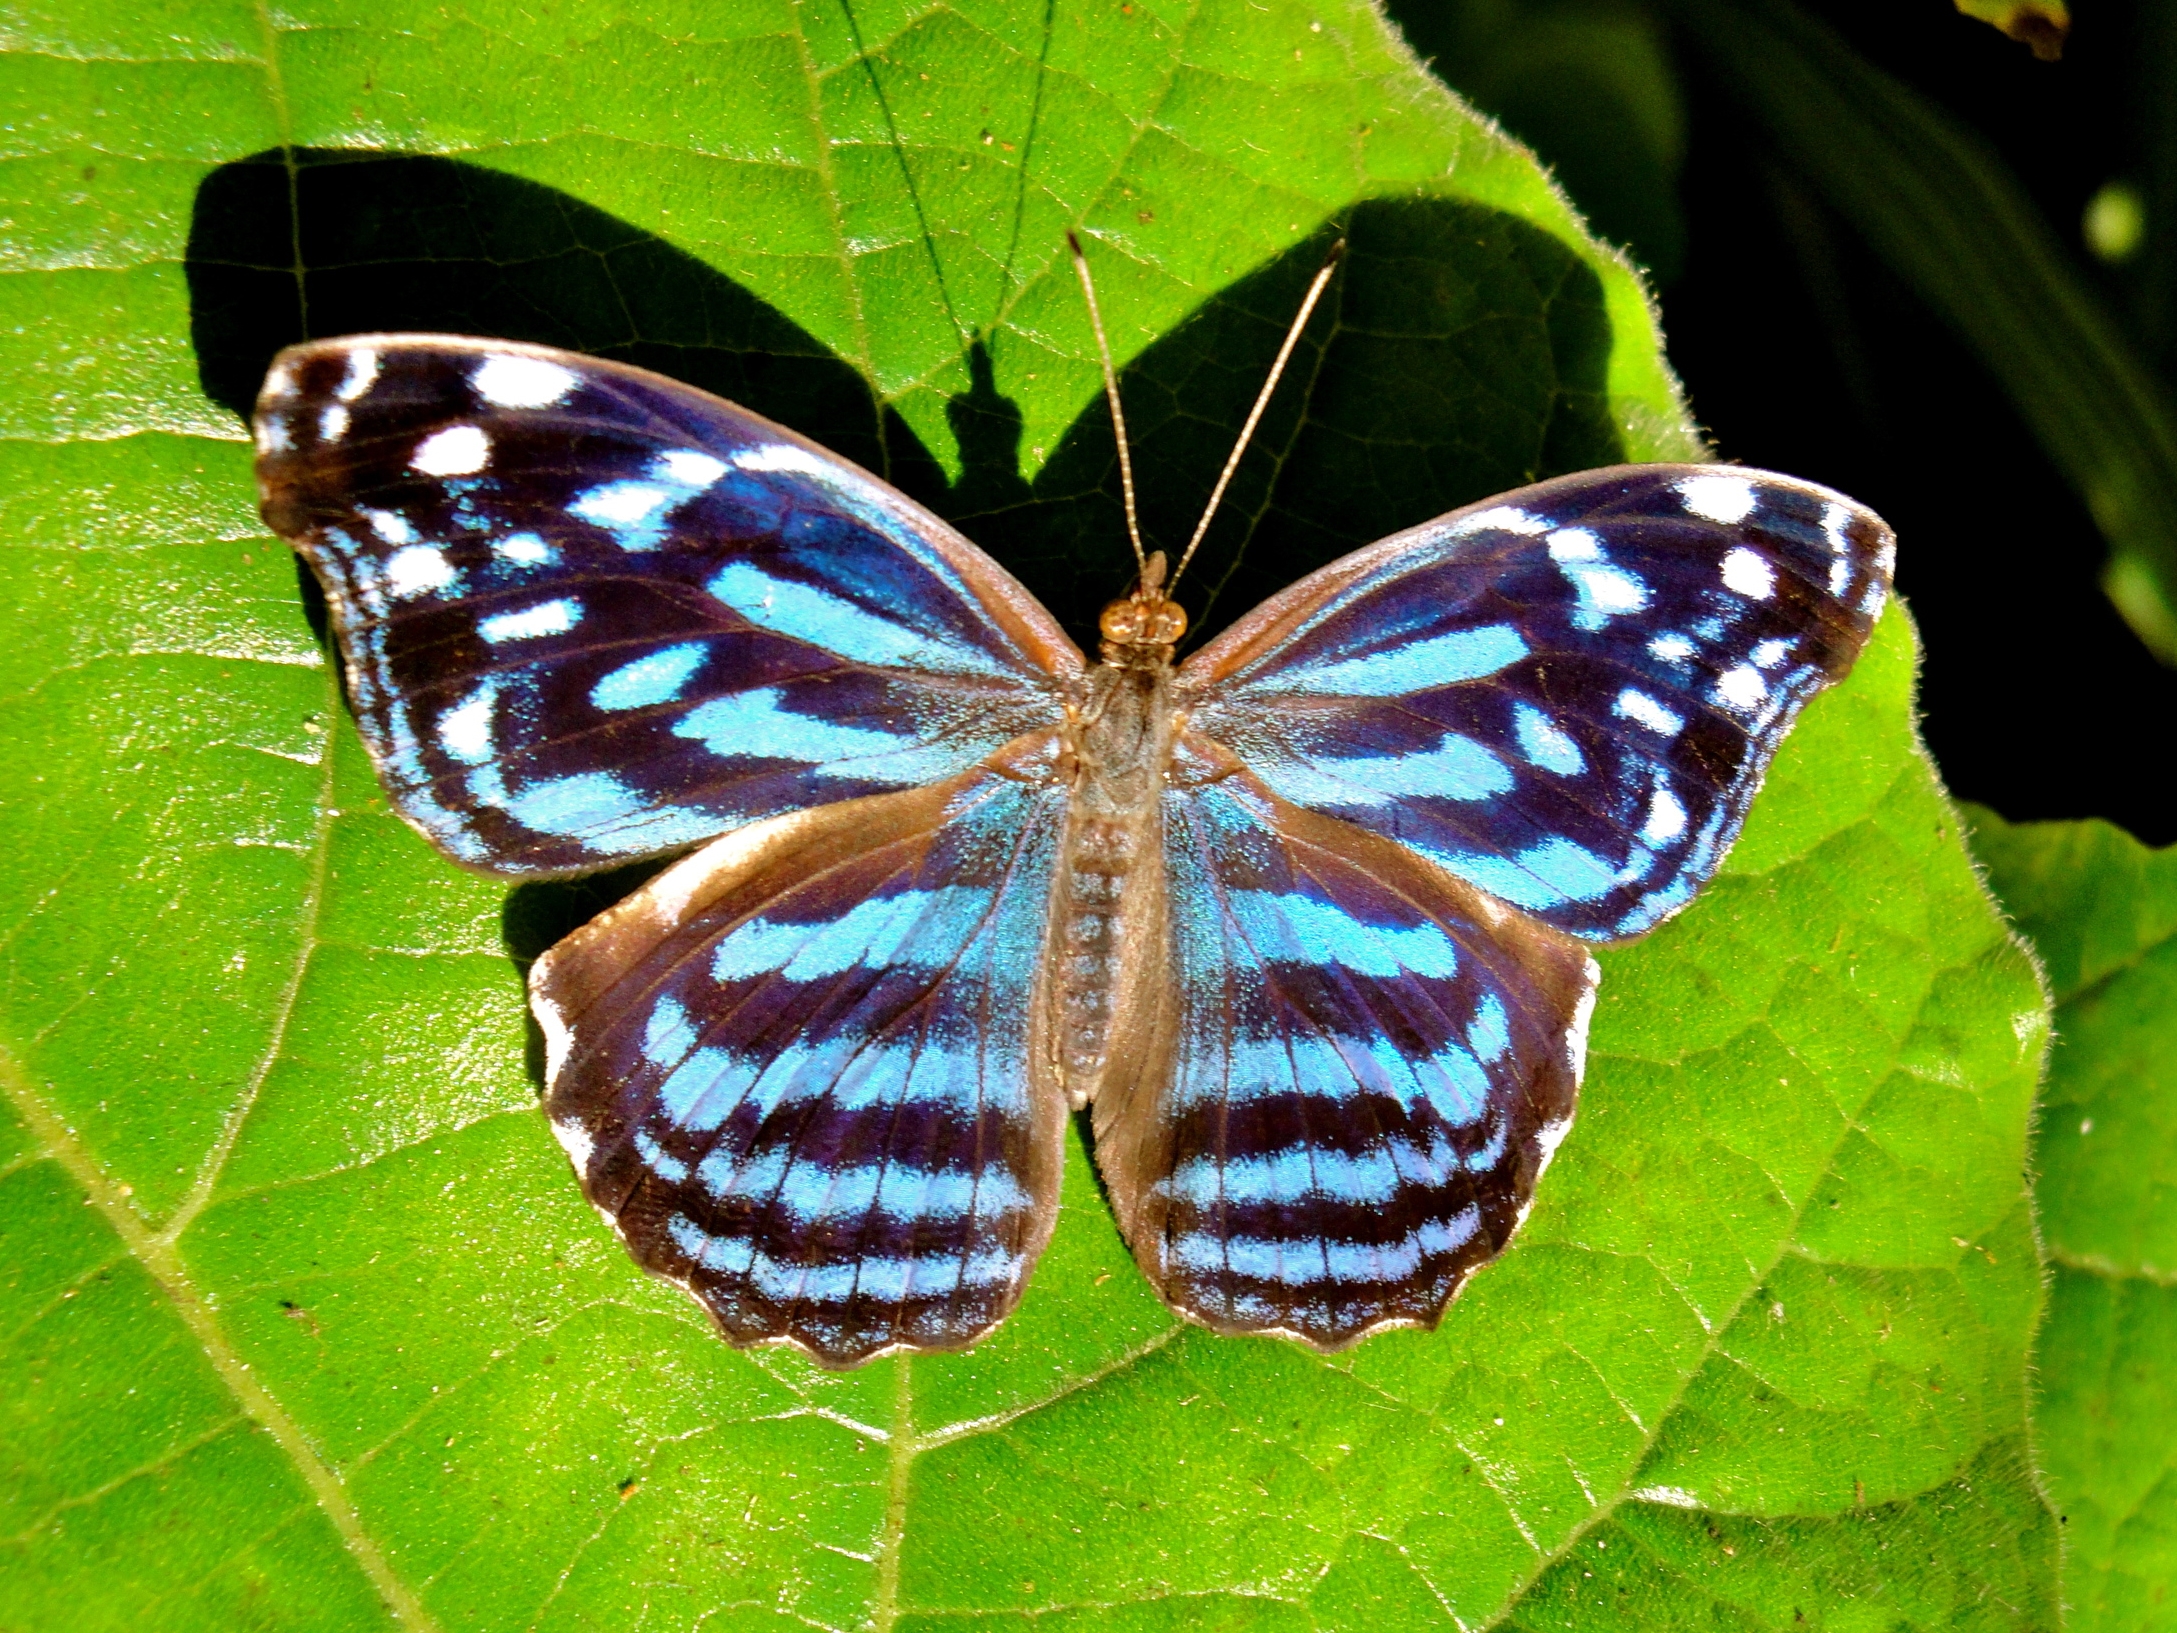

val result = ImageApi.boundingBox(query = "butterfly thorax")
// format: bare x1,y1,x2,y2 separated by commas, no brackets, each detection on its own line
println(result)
1051,610,1183,1108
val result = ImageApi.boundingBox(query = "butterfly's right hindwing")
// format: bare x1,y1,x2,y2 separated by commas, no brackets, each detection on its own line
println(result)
532,762,1070,1367
255,335,1080,878
1093,763,1598,1349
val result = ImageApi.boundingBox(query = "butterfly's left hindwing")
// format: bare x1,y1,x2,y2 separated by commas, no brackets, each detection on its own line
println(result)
532,760,1069,1367
255,336,1079,877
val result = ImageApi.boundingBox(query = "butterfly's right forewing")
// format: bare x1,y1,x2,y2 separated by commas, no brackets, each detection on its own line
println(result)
1181,465,1893,942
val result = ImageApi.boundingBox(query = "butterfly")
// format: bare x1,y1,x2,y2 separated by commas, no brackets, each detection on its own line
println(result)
251,262,1893,1368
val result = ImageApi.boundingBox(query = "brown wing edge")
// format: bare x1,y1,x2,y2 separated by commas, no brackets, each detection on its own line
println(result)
528,757,1071,1368
1091,767,1601,1352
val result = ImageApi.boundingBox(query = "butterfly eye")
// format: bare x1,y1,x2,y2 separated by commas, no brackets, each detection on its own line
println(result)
1100,595,1188,648
1145,600,1188,643
1099,599,1142,643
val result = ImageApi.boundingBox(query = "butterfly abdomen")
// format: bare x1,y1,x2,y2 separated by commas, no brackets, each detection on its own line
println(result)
1052,662,1180,1107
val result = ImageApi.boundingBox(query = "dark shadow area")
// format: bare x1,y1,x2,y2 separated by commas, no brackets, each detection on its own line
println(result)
184,149,1623,1007
187,152,1619,640
1659,12,2177,844
1384,0,2177,841
955,195,1623,636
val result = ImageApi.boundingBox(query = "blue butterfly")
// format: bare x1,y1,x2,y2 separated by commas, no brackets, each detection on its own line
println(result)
253,293,1892,1368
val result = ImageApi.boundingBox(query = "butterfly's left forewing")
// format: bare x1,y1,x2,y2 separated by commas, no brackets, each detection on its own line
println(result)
532,757,1070,1366
256,336,1079,877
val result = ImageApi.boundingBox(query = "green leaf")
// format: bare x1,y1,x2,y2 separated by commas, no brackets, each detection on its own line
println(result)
1,2,2052,1626
1969,810,2177,1632
1951,0,2069,63
1664,0,2177,665
1386,0,1690,283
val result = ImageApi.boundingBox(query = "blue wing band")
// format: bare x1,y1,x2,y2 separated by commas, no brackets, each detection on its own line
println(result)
1181,465,1895,940
255,336,1079,877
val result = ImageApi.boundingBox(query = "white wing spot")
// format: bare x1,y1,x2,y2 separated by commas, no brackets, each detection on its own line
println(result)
573,482,668,526
1819,501,1858,593
1648,632,1695,662
317,404,350,442
1717,664,1767,709
1535,1115,1575,1175
439,684,496,762
472,353,579,409
1678,473,1757,524
656,449,728,487
479,599,578,643
730,443,834,478
496,532,552,565
334,348,380,402
1721,547,1776,599
1457,504,1550,536
413,425,490,476
364,508,414,545
1822,500,1853,546
385,545,455,599
1564,966,1599,1086
1641,786,1687,843
262,358,298,400
1550,528,1649,627
551,1115,594,1169
1614,688,1683,736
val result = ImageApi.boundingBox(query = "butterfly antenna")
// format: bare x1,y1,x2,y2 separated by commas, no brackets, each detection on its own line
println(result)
1168,238,1345,596
1068,231,1149,579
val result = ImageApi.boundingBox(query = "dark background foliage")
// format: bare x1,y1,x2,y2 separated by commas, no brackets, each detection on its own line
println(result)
1393,0,2177,844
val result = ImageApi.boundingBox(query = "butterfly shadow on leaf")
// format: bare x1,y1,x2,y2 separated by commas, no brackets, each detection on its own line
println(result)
182,147,1625,1091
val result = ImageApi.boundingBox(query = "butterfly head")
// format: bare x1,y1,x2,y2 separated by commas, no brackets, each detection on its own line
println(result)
1101,550,1188,667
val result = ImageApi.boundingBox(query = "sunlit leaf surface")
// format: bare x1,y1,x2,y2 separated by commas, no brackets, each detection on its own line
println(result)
0,0,2053,1626
1972,812,2177,1633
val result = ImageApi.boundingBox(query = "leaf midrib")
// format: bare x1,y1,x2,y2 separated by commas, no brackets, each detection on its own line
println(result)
0,1034,437,1630
2046,1247,2177,1289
